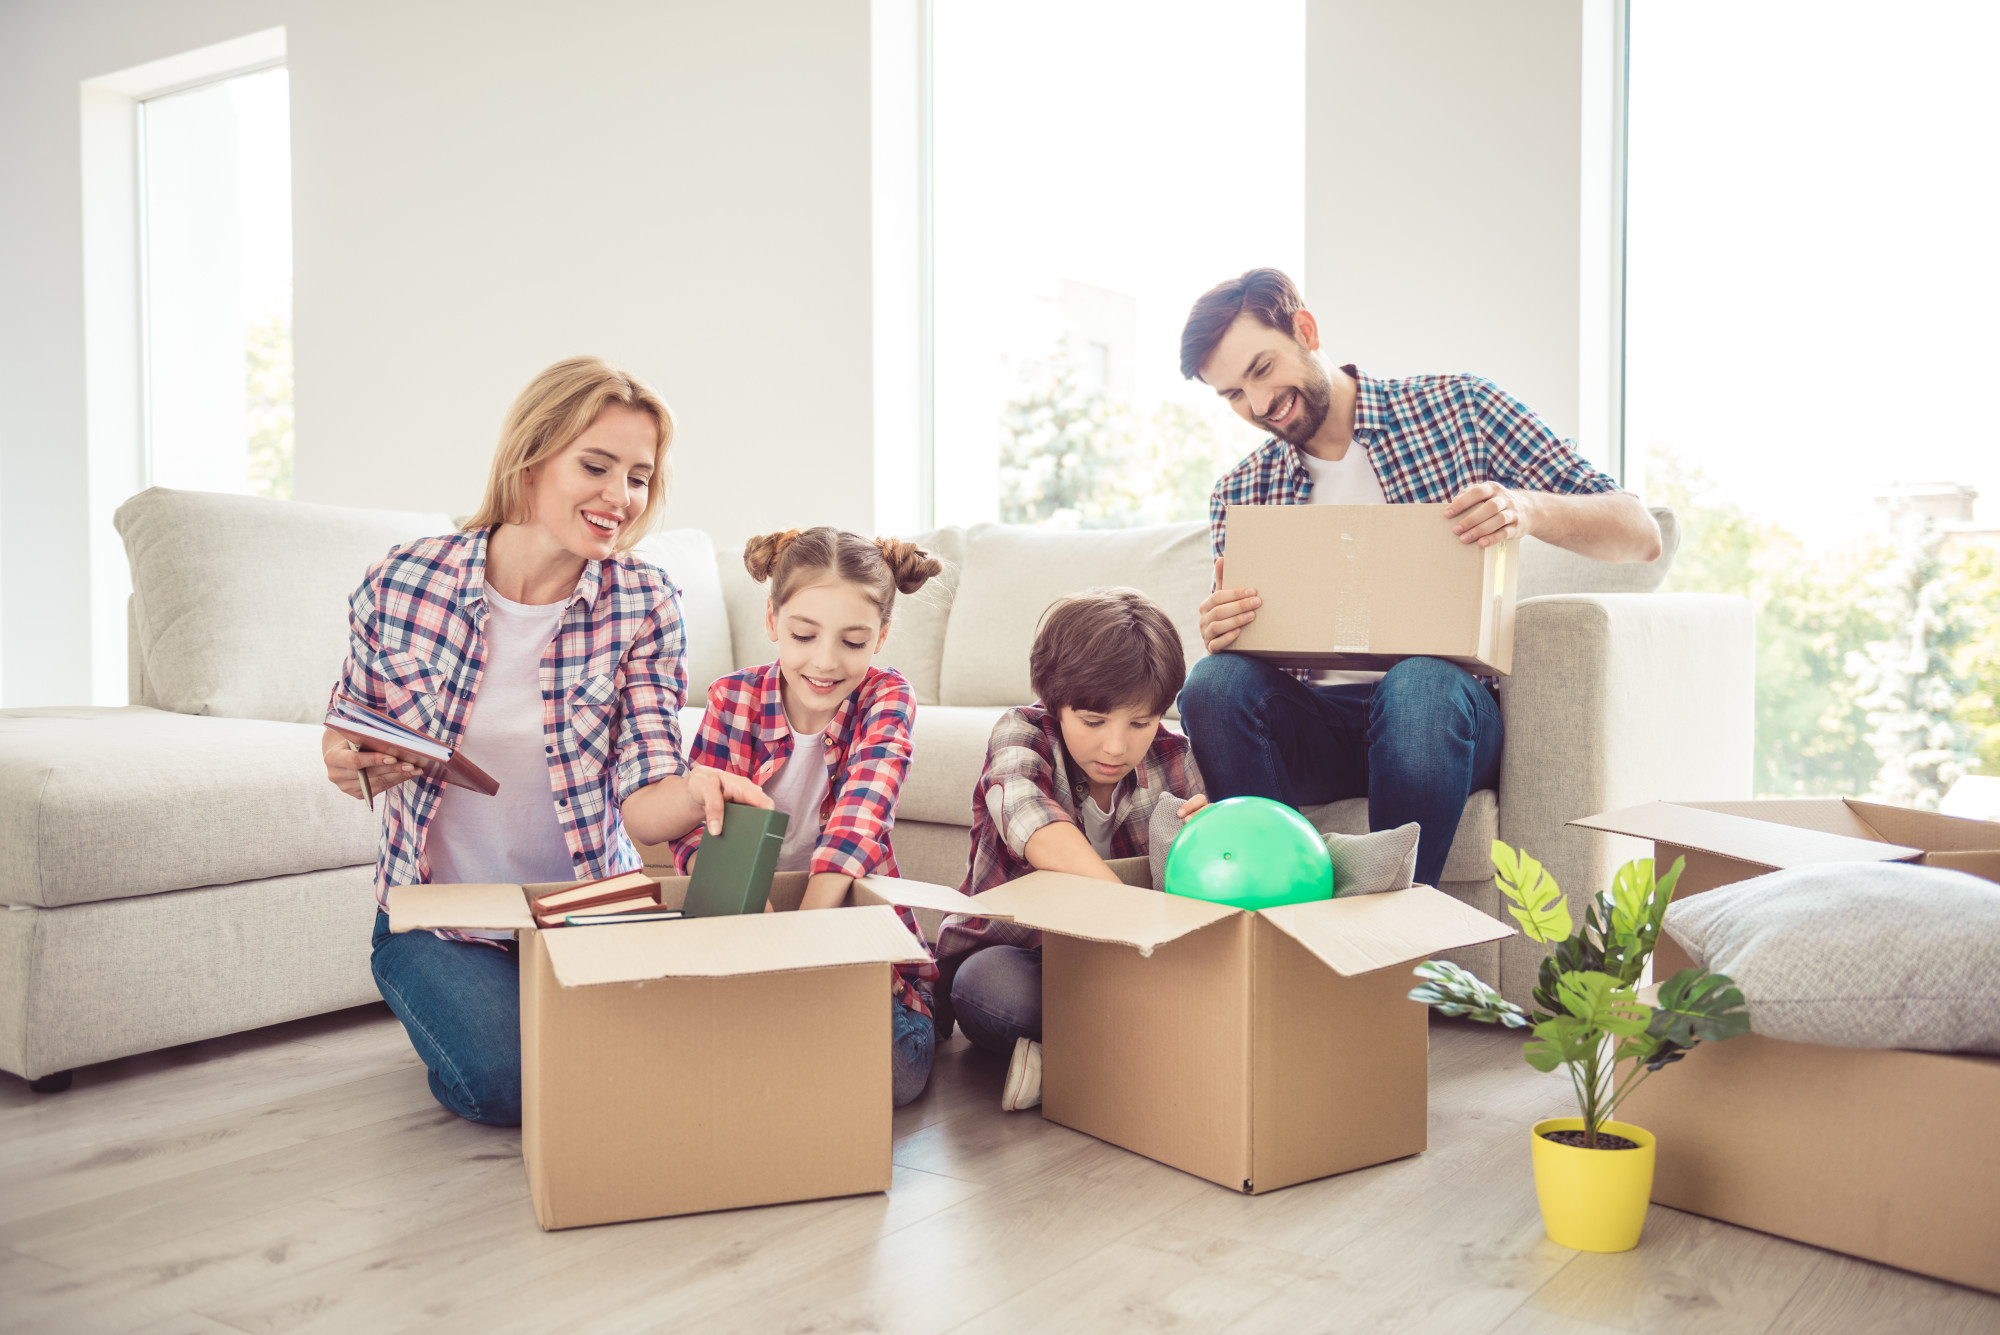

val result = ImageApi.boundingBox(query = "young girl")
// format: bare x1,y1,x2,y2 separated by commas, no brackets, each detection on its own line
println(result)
671,526,943,1105
325,357,768,1128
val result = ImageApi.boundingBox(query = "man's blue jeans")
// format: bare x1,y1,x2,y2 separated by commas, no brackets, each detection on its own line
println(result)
373,913,938,1119
1176,654,1504,888
372,912,523,1126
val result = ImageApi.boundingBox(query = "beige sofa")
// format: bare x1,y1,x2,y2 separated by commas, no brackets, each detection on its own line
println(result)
0,488,1751,1088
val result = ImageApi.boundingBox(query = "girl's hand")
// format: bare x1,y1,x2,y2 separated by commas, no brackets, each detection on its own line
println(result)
322,729,420,801
1176,793,1210,821
685,763,776,835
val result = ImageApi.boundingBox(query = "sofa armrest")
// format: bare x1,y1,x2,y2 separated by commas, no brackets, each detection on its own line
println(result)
1492,592,1753,1004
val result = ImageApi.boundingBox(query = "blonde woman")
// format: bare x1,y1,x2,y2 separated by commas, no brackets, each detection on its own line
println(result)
323,357,769,1126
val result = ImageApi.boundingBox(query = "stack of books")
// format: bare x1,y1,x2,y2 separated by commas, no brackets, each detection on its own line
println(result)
529,870,683,928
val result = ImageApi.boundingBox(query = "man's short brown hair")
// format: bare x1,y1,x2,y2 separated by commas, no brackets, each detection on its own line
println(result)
1178,267,1306,381
1030,588,1186,718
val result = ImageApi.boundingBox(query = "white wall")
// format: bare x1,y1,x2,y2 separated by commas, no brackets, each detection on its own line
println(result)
0,0,874,707
1306,0,1619,464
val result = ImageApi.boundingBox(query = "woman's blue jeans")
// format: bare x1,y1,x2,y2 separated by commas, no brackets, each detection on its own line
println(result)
1176,654,1504,888
372,912,937,1121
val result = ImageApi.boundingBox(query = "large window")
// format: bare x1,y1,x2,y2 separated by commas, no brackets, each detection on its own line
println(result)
930,0,1304,529
140,64,293,497
1626,1,2000,804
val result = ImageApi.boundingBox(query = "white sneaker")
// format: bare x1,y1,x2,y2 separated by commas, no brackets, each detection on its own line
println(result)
1001,1037,1042,1111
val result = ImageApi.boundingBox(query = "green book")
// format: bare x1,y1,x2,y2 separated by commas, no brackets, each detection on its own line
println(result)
683,803,790,918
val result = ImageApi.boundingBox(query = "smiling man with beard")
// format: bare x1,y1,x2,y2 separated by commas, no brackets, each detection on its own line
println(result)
1174,267,1661,890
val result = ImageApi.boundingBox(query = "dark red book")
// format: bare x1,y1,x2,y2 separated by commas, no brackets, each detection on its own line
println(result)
327,696,499,796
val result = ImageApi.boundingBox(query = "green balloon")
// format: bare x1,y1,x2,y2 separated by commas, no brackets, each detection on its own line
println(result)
1163,796,1334,910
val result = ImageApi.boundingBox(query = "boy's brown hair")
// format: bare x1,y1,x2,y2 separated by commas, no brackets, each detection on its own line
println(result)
1029,588,1186,718
1178,267,1307,381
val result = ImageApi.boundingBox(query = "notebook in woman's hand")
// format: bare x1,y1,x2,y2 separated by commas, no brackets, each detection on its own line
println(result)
327,696,500,796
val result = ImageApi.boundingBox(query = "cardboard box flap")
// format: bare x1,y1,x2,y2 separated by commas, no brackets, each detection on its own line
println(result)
1570,802,1922,869
1841,801,2000,853
1258,885,1514,976
540,904,929,987
852,874,1006,921
388,882,535,933
973,871,1237,955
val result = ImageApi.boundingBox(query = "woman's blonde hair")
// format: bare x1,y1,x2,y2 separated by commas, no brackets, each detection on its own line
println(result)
462,356,674,552
743,526,942,625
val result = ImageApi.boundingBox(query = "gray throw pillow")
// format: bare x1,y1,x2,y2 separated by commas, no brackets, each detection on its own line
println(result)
1663,861,2000,1054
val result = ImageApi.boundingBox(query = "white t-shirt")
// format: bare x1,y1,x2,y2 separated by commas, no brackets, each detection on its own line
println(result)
763,728,831,874
425,584,576,935
1303,442,1388,687
1080,793,1118,859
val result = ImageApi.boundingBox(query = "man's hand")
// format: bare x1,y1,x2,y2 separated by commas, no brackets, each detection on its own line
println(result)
1444,482,1533,547
1197,557,1261,653
685,763,775,836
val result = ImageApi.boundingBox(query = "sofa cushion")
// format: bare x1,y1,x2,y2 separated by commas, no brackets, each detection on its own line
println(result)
1516,506,1679,600
1663,861,2000,1054
898,705,1011,826
939,522,1210,708
1300,789,1498,885
630,529,733,700
117,488,455,724
0,707,378,908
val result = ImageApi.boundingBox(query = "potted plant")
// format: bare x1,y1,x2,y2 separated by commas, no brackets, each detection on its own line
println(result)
1409,842,1750,1253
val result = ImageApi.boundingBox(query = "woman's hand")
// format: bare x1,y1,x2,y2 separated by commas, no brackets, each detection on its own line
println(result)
683,763,776,836
1176,793,1210,821
321,728,419,801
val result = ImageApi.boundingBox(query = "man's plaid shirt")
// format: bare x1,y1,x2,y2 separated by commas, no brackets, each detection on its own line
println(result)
670,661,937,1016
1206,365,1622,564
935,705,1203,963
330,527,689,943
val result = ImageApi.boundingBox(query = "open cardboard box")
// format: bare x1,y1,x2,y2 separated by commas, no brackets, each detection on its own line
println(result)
1223,503,1519,674
388,870,984,1230
1575,798,2000,1294
906,858,1510,1194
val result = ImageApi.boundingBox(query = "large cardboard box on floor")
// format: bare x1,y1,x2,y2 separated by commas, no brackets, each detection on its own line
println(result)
931,860,1511,1194
389,871,981,1230
1575,799,2000,1294
1224,503,1520,674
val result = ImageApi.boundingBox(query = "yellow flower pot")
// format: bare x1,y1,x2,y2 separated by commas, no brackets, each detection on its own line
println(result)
1530,1117,1656,1252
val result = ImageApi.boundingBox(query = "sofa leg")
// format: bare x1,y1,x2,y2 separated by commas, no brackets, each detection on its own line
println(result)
28,1070,73,1094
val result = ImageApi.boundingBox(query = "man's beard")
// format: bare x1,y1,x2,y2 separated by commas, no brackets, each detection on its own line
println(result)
1263,363,1332,446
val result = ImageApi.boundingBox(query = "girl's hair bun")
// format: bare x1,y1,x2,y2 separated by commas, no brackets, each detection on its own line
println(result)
743,529,803,583
875,538,943,595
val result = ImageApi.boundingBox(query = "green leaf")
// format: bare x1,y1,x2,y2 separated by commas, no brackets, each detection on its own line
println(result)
1608,859,1651,940
1525,1015,1598,1072
1651,969,1751,1047
1492,842,1573,944
1408,960,1531,1029
1552,971,1650,1038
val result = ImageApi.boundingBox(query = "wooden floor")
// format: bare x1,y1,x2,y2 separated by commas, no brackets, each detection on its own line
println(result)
2,1008,1994,1335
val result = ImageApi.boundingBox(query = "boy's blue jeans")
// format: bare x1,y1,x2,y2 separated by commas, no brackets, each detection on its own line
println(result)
1176,653,1504,888
371,912,937,1124
951,945,1042,1055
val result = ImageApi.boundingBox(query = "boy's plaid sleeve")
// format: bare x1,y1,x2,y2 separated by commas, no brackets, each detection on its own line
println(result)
982,711,1076,860
811,673,915,880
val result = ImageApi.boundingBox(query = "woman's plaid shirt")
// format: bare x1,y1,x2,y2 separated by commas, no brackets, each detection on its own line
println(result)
935,705,1203,963
669,661,937,1015
1206,365,1622,563
329,528,689,941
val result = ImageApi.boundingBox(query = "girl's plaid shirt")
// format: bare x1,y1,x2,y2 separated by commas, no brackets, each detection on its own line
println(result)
936,705,1203,963
329,528,689,943
669,661,937,1016
1206,365,1622,563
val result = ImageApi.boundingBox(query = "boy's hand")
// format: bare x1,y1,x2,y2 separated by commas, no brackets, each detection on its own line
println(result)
1176,794,1210,821
1197,557,1260,653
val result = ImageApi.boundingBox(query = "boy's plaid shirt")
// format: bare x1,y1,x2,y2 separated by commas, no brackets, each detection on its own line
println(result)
669,661,937,1015
1206,365,1622,564
935,705,1203,963
329,528,689,945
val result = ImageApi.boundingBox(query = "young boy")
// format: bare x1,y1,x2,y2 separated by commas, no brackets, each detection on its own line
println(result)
936,587,1206,1110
